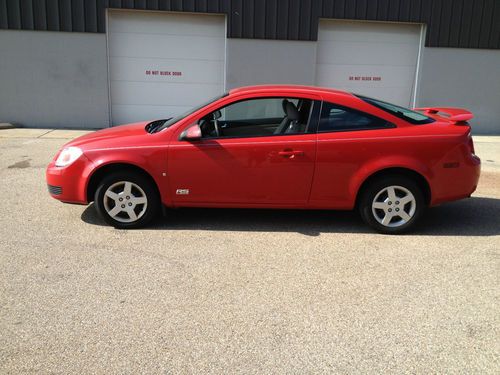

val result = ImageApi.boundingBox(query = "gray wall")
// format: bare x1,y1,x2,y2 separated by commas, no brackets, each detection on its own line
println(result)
417,47,500,134
1,29,499,134
0,29,109,129
226,38,317,89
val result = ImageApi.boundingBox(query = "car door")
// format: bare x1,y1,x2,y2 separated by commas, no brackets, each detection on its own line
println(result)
168,96,320,206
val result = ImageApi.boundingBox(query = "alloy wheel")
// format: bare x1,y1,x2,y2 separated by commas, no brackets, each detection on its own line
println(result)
371,185,416,228
103,181,148,223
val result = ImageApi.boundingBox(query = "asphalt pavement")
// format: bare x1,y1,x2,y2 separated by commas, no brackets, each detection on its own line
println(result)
0,129,499,374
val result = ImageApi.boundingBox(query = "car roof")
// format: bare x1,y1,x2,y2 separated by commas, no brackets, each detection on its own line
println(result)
229,84,356,99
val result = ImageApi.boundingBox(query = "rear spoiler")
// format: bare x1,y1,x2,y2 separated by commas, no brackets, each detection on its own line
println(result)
413,107,474,124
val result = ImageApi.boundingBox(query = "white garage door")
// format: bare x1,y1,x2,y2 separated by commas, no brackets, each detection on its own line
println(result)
108,11,226,125
316,20,422,107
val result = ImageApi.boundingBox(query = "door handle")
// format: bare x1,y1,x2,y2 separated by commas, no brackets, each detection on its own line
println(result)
278,150,304,158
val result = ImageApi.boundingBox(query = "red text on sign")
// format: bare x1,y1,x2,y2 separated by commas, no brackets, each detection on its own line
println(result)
349,76,382,81
145,70,183,76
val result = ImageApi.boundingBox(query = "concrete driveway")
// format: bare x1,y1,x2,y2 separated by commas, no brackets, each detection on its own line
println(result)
0,129,499,374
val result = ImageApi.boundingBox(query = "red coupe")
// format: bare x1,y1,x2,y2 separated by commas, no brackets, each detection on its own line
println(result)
46,85,480,233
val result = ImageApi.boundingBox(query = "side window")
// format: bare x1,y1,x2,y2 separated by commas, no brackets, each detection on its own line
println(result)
319,101,391,132
220,98,297,121
199,97,313,139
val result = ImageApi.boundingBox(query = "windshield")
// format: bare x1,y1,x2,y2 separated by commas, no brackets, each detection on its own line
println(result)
356,95,435,125
151,93,227,133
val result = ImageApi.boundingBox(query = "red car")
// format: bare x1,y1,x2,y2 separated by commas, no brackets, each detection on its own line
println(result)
46,85,480,233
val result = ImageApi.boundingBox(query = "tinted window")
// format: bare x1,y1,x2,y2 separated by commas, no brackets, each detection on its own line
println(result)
220,98,298,121
319,101,391,132
356,95,435,125
200,97,314,138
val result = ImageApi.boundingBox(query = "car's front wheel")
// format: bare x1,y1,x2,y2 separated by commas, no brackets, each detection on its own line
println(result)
94,171,160,229
359,176,425,234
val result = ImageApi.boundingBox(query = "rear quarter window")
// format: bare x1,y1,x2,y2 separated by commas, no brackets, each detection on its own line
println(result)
319,101,393,132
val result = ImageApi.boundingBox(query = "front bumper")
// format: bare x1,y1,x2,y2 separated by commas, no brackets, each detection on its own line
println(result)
47,184,63,196
46,154,94,204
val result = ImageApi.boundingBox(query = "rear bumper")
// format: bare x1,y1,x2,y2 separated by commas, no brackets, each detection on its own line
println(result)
430,154,481,206
46,155,94,205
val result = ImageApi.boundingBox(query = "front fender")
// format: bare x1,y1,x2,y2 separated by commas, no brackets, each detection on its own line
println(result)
84,146,171,205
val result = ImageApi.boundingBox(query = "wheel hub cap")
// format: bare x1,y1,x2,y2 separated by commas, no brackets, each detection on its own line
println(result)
103,181,148,223
371,185,416,228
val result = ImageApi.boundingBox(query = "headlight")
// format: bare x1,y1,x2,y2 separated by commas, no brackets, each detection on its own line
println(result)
55,147,83,167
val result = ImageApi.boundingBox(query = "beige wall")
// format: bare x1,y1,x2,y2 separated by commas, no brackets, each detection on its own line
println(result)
226,39,317,89
417,47,500,134
0,30,110,129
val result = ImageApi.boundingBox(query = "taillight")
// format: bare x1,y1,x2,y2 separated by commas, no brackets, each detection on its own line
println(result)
468,135,475,155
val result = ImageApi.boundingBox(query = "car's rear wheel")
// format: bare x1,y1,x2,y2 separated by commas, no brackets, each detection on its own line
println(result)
94,171,159,229
359,176,425,234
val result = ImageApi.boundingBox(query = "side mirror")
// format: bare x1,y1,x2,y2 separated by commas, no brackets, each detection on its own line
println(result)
213,110,222,120
179,124,202,141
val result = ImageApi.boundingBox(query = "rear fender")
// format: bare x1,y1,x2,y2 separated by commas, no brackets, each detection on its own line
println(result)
350,156,433,205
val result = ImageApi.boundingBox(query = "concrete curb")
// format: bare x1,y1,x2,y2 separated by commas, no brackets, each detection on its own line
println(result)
0,128,95,139
474,135,500,143
0,123,16,130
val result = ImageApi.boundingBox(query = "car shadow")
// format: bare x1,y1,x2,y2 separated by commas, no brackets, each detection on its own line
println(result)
81,196,500,237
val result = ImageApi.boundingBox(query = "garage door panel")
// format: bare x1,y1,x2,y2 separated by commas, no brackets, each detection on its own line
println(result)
109,57,223,84
341,87,411,106
108,33,225,61
318,21,420,44
108,11,225,125
111,104,193,125
108,11,224,37
316,20,421,107
111,81,223,106
316,41,419,66
316,65,416,89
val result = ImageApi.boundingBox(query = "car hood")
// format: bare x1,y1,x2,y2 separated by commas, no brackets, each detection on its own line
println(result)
64,121,154,150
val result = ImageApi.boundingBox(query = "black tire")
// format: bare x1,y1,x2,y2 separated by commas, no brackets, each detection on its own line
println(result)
94,171,160,229
358,176,425,234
